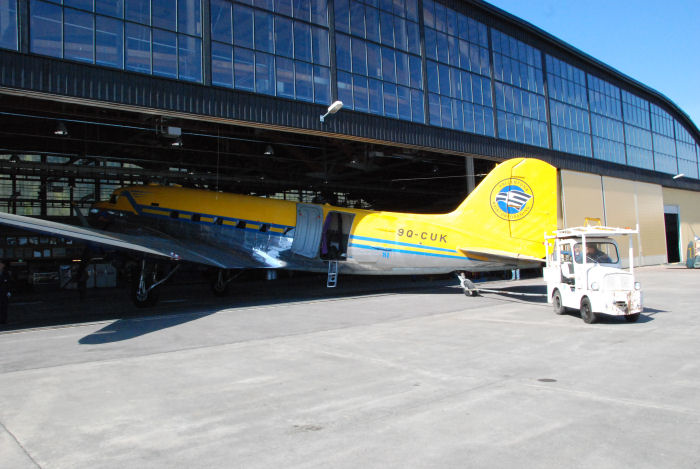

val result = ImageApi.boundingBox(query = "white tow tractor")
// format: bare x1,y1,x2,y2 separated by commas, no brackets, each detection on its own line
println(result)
544,225,642,324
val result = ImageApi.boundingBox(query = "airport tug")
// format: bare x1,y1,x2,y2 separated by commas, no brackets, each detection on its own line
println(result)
544,225,642,324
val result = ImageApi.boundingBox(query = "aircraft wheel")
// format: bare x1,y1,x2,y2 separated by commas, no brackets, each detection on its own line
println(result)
580,297,597,324
552,289,565,315
130,263,160,307
211,270,230,297
625,313,640,322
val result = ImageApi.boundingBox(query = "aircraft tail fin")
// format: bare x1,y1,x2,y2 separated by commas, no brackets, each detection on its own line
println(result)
447,158,558,261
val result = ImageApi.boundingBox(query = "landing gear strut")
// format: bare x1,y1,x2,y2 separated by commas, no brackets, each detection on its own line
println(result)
211,269,240,296
131,259,180,307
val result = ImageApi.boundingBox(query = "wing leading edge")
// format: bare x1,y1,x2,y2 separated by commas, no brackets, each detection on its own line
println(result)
458,246,544,269
0,212,273,269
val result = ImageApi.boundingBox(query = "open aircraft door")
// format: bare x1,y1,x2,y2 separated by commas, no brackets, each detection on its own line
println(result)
291,204,324,258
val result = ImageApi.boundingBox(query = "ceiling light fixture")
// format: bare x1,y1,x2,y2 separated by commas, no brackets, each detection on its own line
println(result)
54,122,69,136
264,145,274,155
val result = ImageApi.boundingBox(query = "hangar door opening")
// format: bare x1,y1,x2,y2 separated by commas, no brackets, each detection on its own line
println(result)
664,206,680,263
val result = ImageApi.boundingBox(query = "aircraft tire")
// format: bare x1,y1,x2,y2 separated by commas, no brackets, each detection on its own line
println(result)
552,289,565,315
625,313,640,322
580,297,597,324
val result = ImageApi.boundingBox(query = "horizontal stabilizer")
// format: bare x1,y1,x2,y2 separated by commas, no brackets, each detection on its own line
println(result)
459,247,544,267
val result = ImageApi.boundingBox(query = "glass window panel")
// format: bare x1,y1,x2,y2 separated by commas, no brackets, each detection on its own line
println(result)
152,0,176,31
397,85,410,121
255,10,273,53
311,26,328,65
333,0,348,33
438,64,449,96
395,51,409,87
125,22,151,72
379,10,392,46
293,21,311,61
410,89,423,123
295,60,312,101
428,92,440,124
366,42,381,78
211,41,233,87
369,78,382,114
409,54,422,89
353,74,369,112
379,0,391,13
293,0,310,21
234,46,254,90
275,0,292,16
30,0,63,57
365,6,379,42
434,2,445,32
406,21,419,55
96,0,123,18
255,0,273,10
424,28,436,60
440,95,451,128
423,0,434,29
65,0,93,10
337,70,353,108
383,82,397,118
125,0,149,24
406,0,418,22
64,8,93,63
153,29,177,78
96,15,123,68
254,51,274,94
335,33,350,71
394,17,406,51
426,60,438,94
274,16,293,57
349,1,364,37
177,0,202,37
311,0,327,26
211,0,232,44
178,34,201,82
436,32,448,64
381,46,395,82
233,5,254,49
276,56,294,98
313,65,330,104
351,38,366,75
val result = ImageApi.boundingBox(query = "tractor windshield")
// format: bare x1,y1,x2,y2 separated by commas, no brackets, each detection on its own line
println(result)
574,241,619,264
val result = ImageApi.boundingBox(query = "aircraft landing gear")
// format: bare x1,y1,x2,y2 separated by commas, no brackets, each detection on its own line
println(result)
211,269,240,296
131,259,180,307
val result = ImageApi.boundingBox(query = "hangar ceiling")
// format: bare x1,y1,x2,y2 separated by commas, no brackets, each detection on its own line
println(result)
0,95,495,213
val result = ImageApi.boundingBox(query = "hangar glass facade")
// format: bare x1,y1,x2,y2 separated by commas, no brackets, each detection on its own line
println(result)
2,0,699,178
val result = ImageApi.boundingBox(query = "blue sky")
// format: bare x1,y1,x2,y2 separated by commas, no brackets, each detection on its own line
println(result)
485,0,700,130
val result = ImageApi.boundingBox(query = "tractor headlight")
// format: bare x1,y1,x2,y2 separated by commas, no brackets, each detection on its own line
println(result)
591,282,599,291
634,282,641,290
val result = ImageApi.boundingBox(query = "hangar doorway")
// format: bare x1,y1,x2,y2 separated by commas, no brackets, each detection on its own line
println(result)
664,206,680,263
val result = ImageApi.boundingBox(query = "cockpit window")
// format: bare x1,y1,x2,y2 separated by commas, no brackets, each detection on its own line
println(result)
574,242,619,264
109,193,118,204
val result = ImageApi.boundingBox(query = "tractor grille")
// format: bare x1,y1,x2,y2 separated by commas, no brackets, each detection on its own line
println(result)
603,273,633,291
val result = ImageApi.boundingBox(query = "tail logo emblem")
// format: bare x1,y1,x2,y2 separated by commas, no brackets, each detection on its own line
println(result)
490,179,534,221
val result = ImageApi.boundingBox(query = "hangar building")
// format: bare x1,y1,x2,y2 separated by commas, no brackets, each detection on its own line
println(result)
1,0,699,277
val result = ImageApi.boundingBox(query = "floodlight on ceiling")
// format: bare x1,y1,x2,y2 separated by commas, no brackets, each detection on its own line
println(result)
673,173,685,180
171,137,183,147
54,122,69,136
320,100,344,123
264,145,274,155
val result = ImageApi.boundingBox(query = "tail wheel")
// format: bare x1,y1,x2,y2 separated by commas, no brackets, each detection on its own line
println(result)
552,289,565,315
580,297,597,324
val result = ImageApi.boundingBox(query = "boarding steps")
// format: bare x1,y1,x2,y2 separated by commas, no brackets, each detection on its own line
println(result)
327,260,338,288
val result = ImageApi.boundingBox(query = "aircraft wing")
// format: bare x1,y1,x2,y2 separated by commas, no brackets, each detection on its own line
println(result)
0,212,276,269
458,247,544,268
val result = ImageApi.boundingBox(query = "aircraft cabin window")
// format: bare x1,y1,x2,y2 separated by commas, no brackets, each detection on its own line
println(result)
236,220,246,229
191,214,201,222
214,217,223,225
151,202,159,207
109,194,117,204
170,211,179,219
260,224,269,232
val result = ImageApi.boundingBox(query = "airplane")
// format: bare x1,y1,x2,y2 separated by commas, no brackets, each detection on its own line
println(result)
0,157,558,306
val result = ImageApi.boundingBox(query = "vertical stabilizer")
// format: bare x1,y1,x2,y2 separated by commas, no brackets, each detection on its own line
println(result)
446,158,558,259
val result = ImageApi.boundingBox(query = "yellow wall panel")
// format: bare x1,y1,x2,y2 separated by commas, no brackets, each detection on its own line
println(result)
560,170,604,227
602,177,638,266
635,181,666,265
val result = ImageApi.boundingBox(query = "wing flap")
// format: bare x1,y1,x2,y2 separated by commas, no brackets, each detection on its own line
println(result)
459,246,544,267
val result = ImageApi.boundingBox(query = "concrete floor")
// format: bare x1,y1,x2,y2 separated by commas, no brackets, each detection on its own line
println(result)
1,265,699,468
